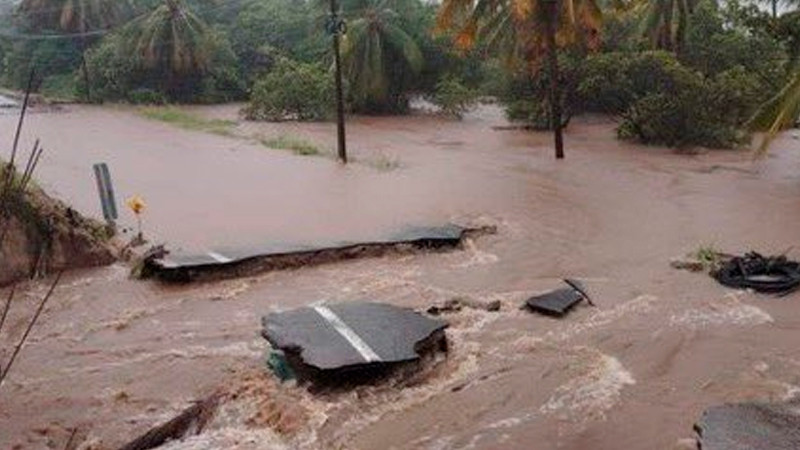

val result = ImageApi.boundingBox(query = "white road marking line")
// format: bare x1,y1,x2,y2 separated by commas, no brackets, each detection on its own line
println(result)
207,251,233,263
313,306,382,363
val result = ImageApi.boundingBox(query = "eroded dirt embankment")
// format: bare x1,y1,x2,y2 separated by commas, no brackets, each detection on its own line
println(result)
0,183,116,286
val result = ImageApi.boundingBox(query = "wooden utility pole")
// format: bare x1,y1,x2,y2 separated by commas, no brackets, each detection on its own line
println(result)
78,18,92,103
544,0,564,160
329,0,348,164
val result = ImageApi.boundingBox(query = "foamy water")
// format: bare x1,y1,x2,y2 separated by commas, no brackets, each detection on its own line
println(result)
669,293,773,328
540,350,636,422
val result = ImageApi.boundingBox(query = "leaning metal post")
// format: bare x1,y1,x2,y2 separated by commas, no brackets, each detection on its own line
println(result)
329,0,348,164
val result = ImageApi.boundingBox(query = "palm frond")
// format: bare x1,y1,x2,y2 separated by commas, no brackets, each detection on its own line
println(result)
748,69,800,155
438,0,603,67
384,23,423,72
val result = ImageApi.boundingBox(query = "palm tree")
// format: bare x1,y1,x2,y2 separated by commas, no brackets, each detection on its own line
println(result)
131,0,211,98
339,0,424,112
17,0,133,101
437,0,602,159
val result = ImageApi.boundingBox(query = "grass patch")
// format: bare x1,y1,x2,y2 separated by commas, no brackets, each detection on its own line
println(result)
694,244,723,272
259,135,322,156
139,106,236,136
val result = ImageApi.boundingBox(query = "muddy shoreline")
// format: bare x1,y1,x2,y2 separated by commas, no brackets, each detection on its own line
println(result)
1,104,799,449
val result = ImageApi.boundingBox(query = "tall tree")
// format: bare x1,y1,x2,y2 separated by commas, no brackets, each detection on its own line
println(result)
437,0,602,159
339,0,424,112
131,0,211,98
17,0,133,100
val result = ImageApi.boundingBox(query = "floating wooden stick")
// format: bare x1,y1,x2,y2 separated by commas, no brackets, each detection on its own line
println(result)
64,427,78,450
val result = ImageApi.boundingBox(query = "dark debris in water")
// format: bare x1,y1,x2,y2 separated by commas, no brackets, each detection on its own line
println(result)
695,400,800,450
712,252,800,296
427,296,502,315
525,279,594,317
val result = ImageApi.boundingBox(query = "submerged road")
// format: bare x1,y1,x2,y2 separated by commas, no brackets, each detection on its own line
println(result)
1,104,800,449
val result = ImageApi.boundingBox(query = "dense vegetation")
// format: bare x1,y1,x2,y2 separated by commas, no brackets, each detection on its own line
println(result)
1,0,799,149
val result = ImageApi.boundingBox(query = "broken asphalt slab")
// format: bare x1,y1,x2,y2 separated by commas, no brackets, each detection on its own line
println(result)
525,279,594,317
143,224,495,282
695,400,800,449
262,302,448,384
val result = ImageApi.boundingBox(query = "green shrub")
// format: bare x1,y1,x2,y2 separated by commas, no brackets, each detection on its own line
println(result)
82,32,142,102
2,38,81,91
245,59,333,121
616,66,750,149
579,51,756,148
82,27,243,104
500,54,581,130
579,51,683,114
429,76,478,119
577,52,634,114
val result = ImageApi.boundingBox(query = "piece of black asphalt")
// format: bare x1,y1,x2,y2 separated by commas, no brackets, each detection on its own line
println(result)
147,224,469,272
695,401,800,449
525,279,593,317
712,252,800,296
262,302,448,372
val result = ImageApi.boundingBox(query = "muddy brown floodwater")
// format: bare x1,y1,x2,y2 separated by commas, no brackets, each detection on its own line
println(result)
1,104,800,449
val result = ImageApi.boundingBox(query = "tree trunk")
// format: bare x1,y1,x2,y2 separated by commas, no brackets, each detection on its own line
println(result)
662,0,675,51
79,49,91,103
675,0,688,57
544,0,564,160
78,22,92,103
330,0,348,164
772,0,777,19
